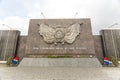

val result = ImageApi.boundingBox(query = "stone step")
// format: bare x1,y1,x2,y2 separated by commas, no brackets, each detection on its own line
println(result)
18,58,102,67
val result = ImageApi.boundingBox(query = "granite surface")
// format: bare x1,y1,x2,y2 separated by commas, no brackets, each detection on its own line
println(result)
26,19,95,55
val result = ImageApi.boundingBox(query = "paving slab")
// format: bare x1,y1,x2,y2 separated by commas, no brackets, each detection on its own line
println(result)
0,66,120,80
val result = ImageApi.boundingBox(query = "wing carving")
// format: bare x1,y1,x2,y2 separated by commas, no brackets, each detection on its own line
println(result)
39,23,55,43
39,23,81,44
64,23,80,43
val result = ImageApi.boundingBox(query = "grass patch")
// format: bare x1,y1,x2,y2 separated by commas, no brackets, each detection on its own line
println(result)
47,55,73,58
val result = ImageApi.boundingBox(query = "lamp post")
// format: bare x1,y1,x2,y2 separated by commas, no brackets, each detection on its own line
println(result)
41,12,45,19
41,12,46,24
74,12,78,18
2,24,14,30
108,23,118,28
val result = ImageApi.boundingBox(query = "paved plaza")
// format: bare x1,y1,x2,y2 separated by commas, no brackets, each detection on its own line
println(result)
0,64,120,80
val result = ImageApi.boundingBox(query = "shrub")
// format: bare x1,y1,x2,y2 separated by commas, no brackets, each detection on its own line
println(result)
47,55,72,58
6,56,14,66
111,56,119,67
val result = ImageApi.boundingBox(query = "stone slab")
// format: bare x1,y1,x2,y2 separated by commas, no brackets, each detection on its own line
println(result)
0,30,20,60
26,19,95,55
1,67,120,80
18,58,102,67
101,30,120,59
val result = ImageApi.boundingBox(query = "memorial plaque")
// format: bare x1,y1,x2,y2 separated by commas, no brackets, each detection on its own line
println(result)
26,19,95,55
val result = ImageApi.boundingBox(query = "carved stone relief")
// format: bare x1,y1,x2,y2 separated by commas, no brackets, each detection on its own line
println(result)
38,23,81,45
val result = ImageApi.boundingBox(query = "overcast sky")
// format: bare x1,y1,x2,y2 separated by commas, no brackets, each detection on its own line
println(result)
0,0,120,35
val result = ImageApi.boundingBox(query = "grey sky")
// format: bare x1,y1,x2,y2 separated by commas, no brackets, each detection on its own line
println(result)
0,0,120,35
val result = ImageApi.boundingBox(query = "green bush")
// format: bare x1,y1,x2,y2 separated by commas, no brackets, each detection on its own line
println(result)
111,56,119,67
6,56,14,66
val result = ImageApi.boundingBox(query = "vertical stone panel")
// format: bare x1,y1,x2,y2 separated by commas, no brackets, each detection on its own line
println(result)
0,30,20,60
101,29,120,60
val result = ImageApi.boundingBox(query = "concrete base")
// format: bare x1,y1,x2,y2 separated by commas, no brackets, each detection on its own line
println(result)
18,58,102,67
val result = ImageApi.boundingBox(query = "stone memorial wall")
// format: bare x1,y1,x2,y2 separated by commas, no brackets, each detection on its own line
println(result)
25,19,95,55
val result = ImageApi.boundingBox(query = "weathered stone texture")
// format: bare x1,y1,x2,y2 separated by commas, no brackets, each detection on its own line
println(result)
0,30,20,60
93,35,104,64
101,30,120,60
25,19,95,55
17,36,27,60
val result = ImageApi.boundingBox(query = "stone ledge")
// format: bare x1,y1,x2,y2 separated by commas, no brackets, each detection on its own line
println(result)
0,61,6,63
18,58,102,68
